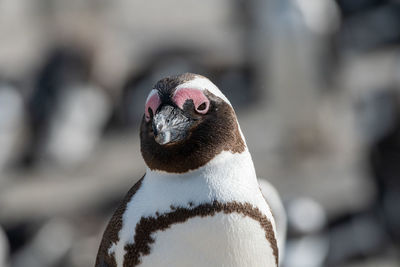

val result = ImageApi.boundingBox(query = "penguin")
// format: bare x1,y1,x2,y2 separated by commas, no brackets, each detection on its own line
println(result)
96,73,281,267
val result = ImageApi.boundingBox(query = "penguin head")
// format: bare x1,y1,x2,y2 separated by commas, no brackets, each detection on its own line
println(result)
140,73,245,173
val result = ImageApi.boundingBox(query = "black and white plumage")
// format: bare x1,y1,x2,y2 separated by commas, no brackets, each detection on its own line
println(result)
96,73,284,267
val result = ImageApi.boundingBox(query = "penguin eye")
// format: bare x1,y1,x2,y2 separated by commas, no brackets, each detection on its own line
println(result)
173,88,210,114
197,102,207,111
145,90,161,121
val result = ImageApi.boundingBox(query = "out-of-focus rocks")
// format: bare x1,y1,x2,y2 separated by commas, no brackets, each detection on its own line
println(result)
11,219,74,267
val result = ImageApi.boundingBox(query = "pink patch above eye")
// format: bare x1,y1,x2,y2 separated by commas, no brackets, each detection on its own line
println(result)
145,92,161,121
172,88,210,114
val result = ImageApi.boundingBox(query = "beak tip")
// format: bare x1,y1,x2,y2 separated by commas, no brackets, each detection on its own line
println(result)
154,131,172,145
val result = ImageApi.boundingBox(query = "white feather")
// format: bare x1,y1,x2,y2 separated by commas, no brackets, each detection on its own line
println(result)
259,179,287,263
140,214,275,267
176,76,232,106
112,150,277,267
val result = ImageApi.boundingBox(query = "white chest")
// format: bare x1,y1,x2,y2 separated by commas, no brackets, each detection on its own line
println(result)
111,151,277,267
139,212,276,267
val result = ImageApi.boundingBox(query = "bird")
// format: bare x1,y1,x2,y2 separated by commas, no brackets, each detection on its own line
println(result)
95,73,283,267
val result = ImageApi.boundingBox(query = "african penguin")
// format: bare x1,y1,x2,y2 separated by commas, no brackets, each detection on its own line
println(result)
96,73,281,267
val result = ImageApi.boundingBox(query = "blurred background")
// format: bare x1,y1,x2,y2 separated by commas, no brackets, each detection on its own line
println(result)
0,0,399,266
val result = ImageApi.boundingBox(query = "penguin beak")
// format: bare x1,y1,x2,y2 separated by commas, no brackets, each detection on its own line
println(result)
152,105,192,145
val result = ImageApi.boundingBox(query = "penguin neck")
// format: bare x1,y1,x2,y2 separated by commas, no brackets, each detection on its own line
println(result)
145,148,258,191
